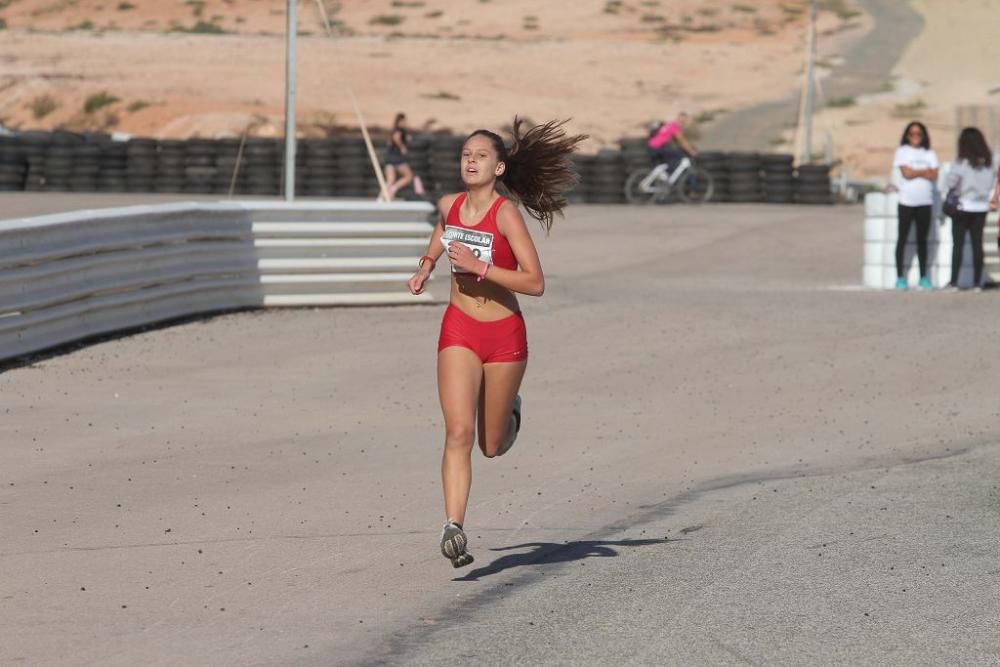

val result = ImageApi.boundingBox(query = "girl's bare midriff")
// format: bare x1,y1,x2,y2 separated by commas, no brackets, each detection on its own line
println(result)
449,272,520,321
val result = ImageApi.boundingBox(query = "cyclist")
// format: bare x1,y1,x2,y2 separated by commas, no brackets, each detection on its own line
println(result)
648,112,698,171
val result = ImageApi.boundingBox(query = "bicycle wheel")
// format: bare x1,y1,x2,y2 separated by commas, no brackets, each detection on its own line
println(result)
678,167,714,204
624,168,659,205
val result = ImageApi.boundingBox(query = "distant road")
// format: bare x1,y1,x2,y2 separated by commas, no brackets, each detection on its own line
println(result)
704,0,924,151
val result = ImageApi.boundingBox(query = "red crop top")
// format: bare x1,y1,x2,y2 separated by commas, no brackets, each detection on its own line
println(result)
441,193,518,272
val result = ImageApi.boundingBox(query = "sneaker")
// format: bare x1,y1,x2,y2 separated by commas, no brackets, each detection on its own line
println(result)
895,277,908,290
496,394,522,457
943,283,960,292
440,521,474,568
918,277,933,290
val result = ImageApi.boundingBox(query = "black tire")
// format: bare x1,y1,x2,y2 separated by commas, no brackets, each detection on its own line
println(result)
678,166,714,204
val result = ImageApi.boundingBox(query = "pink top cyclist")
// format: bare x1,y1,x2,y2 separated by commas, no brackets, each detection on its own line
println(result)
647,112,698,168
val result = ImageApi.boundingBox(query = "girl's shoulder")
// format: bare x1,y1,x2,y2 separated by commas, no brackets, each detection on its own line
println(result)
437,193,463,220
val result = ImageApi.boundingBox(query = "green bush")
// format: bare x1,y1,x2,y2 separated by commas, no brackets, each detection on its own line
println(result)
370,14,404,26
84,91,120,114
30,94,59,119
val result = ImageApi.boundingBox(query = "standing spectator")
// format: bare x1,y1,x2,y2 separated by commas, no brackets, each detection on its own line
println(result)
890,121,938,290
647,112,698,170
383,112,414,201
946,127,995,291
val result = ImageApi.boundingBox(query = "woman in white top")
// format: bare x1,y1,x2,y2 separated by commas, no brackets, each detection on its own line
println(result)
891,121,939,290
946,127,996,290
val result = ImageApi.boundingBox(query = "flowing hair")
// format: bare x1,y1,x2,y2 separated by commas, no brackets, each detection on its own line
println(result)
467,117,588,232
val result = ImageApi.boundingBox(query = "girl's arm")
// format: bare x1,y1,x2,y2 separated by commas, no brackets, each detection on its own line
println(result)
900,165,935,180
407,195,456,295
446,202,544,296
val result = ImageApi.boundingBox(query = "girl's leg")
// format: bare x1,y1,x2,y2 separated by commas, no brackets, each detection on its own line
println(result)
477,361,527,458
914,205,932,278
383,164,398,200
951,212,969,285
438,347,483,525
395,164,415,193
970,212,986,286
896,205,915,279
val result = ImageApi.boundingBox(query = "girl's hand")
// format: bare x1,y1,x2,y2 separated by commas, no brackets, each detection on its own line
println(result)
408,270,430,295
447,242,486,274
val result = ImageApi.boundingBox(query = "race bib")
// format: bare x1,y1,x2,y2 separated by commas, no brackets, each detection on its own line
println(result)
441,226,494,273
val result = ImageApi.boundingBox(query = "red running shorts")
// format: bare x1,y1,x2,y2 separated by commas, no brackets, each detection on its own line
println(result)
438,304,528,364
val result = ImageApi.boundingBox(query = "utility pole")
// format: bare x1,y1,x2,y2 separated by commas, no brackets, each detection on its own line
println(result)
283,0,298,201
801,0,817,164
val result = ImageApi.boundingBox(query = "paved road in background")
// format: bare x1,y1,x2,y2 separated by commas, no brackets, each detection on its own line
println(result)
2,202,999,665
705,0,924,151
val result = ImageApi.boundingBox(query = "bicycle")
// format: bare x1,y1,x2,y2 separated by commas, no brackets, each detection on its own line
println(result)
624,156,714,205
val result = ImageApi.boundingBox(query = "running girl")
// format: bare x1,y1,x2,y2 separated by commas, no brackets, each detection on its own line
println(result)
407,118,586,567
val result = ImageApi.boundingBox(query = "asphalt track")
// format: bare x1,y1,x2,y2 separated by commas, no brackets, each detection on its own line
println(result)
2,201,999,666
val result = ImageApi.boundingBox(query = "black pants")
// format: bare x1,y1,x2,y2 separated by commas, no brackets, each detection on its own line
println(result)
896,204,931,279
649,146,684,170
951,210,986,286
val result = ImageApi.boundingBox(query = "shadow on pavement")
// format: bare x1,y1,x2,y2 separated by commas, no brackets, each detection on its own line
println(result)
453,538,671,582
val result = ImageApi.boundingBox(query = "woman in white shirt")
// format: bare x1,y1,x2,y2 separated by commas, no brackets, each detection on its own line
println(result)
891,121,939,290
945,127,996,290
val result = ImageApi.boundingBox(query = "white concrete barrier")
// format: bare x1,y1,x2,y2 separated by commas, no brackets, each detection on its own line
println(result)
862,178,999,289
0,200,436,362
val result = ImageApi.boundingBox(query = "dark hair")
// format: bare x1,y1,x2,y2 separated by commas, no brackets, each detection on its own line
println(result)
899,121,930,150
957,126,992,168
393,113,406,130
466,117,587,232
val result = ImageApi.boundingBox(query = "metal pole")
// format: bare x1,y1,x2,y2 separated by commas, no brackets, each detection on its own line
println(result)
283,0,297,201
801,0,816,164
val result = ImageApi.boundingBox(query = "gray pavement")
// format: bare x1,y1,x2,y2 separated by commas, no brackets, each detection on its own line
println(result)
3,202,1000,666
387,444,1000,666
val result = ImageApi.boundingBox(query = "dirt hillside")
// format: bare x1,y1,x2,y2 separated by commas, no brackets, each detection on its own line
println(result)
2,1,993,179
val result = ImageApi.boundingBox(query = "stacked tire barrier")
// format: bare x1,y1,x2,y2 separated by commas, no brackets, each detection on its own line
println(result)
0,140,29,192
762,154,795,203
795,164,834,205
0,130,837,205
575,149,627,204
698,151,729,201
428,135,465,198
727,152,763,202
0,200,438,363
862,190,1000,289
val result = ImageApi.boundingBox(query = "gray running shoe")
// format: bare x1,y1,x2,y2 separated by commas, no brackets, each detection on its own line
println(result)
440,521,474,568
496,394,522,457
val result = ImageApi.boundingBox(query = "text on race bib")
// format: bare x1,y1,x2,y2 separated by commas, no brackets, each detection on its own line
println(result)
441,226,494,273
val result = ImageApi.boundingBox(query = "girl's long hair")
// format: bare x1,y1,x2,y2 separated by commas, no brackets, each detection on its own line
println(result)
957,126,992,168
468,117,588,232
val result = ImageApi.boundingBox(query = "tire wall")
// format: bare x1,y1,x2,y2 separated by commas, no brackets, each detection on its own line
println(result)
1,131,834,205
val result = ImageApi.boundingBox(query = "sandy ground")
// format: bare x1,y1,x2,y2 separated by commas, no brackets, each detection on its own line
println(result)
0,1,860,149
0,1,998,177
3,201,1000,664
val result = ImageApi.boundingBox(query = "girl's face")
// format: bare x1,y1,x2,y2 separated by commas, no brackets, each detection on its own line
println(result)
461,135,504,187
906,124,924,147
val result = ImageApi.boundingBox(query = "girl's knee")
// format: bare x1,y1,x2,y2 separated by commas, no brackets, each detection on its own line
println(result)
445,424,475,451
480,423,512,459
